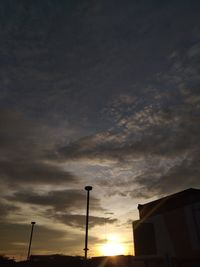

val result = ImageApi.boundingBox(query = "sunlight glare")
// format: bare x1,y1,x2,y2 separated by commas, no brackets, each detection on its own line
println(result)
101,234,125,256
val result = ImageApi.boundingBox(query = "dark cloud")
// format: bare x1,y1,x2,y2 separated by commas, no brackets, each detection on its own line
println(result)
54,43,200,196
0,202,20,222
0,222,80,254
5,189,116,230
125,149,200,199
57,98,200,160
0,110,77,186
0,160,76,186
0,1,199,124
0,110,39,159
57,214,117,229
0,110,65,159
7,189,103,212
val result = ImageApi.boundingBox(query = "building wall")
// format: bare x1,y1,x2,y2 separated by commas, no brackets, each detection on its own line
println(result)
184,202,200,251
133,202,200,258
147,214,175,257
133,222,157,256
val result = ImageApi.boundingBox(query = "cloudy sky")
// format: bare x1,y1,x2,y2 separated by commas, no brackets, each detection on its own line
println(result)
0,0,200,260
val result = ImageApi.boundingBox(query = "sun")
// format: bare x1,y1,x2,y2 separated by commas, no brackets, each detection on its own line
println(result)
100,234,125,256
101,243,124,256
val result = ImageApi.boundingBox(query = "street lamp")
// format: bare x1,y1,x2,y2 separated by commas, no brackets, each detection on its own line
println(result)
84,186,92,260
27,222,36,261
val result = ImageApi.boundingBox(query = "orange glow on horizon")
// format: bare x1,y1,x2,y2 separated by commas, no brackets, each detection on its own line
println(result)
100,234,125,256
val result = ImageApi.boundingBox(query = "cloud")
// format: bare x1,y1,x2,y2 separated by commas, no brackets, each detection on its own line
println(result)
0,202,20,222
187,43,200,58
53,36,200,198
57,106,199,160
7,189,103,212
5,189,117,229
54,80,200,199
128,149,200,199
57,214,117,229
0,110,77,186
0,110,47,160
56,132,126,162
0,222,77,254
0,160,76,186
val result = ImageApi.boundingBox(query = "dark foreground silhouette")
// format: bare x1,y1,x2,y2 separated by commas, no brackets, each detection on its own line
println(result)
1,254,200,267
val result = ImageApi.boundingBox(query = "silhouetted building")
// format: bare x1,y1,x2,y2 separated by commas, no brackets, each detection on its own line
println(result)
133,188,200,259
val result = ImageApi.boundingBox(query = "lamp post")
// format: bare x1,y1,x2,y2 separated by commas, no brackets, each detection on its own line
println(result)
27,222,36,261
84,186,92,260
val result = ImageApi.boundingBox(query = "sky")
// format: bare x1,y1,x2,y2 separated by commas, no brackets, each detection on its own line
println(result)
0,0,200,260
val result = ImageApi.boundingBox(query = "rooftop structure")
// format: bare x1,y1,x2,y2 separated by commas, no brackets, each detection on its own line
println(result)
133,188,200,259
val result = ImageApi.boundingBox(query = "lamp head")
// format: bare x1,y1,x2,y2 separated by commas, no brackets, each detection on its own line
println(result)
85,186,93,191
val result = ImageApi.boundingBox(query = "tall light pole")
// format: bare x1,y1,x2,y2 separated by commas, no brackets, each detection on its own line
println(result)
84,186,92,260
27,222,36,261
